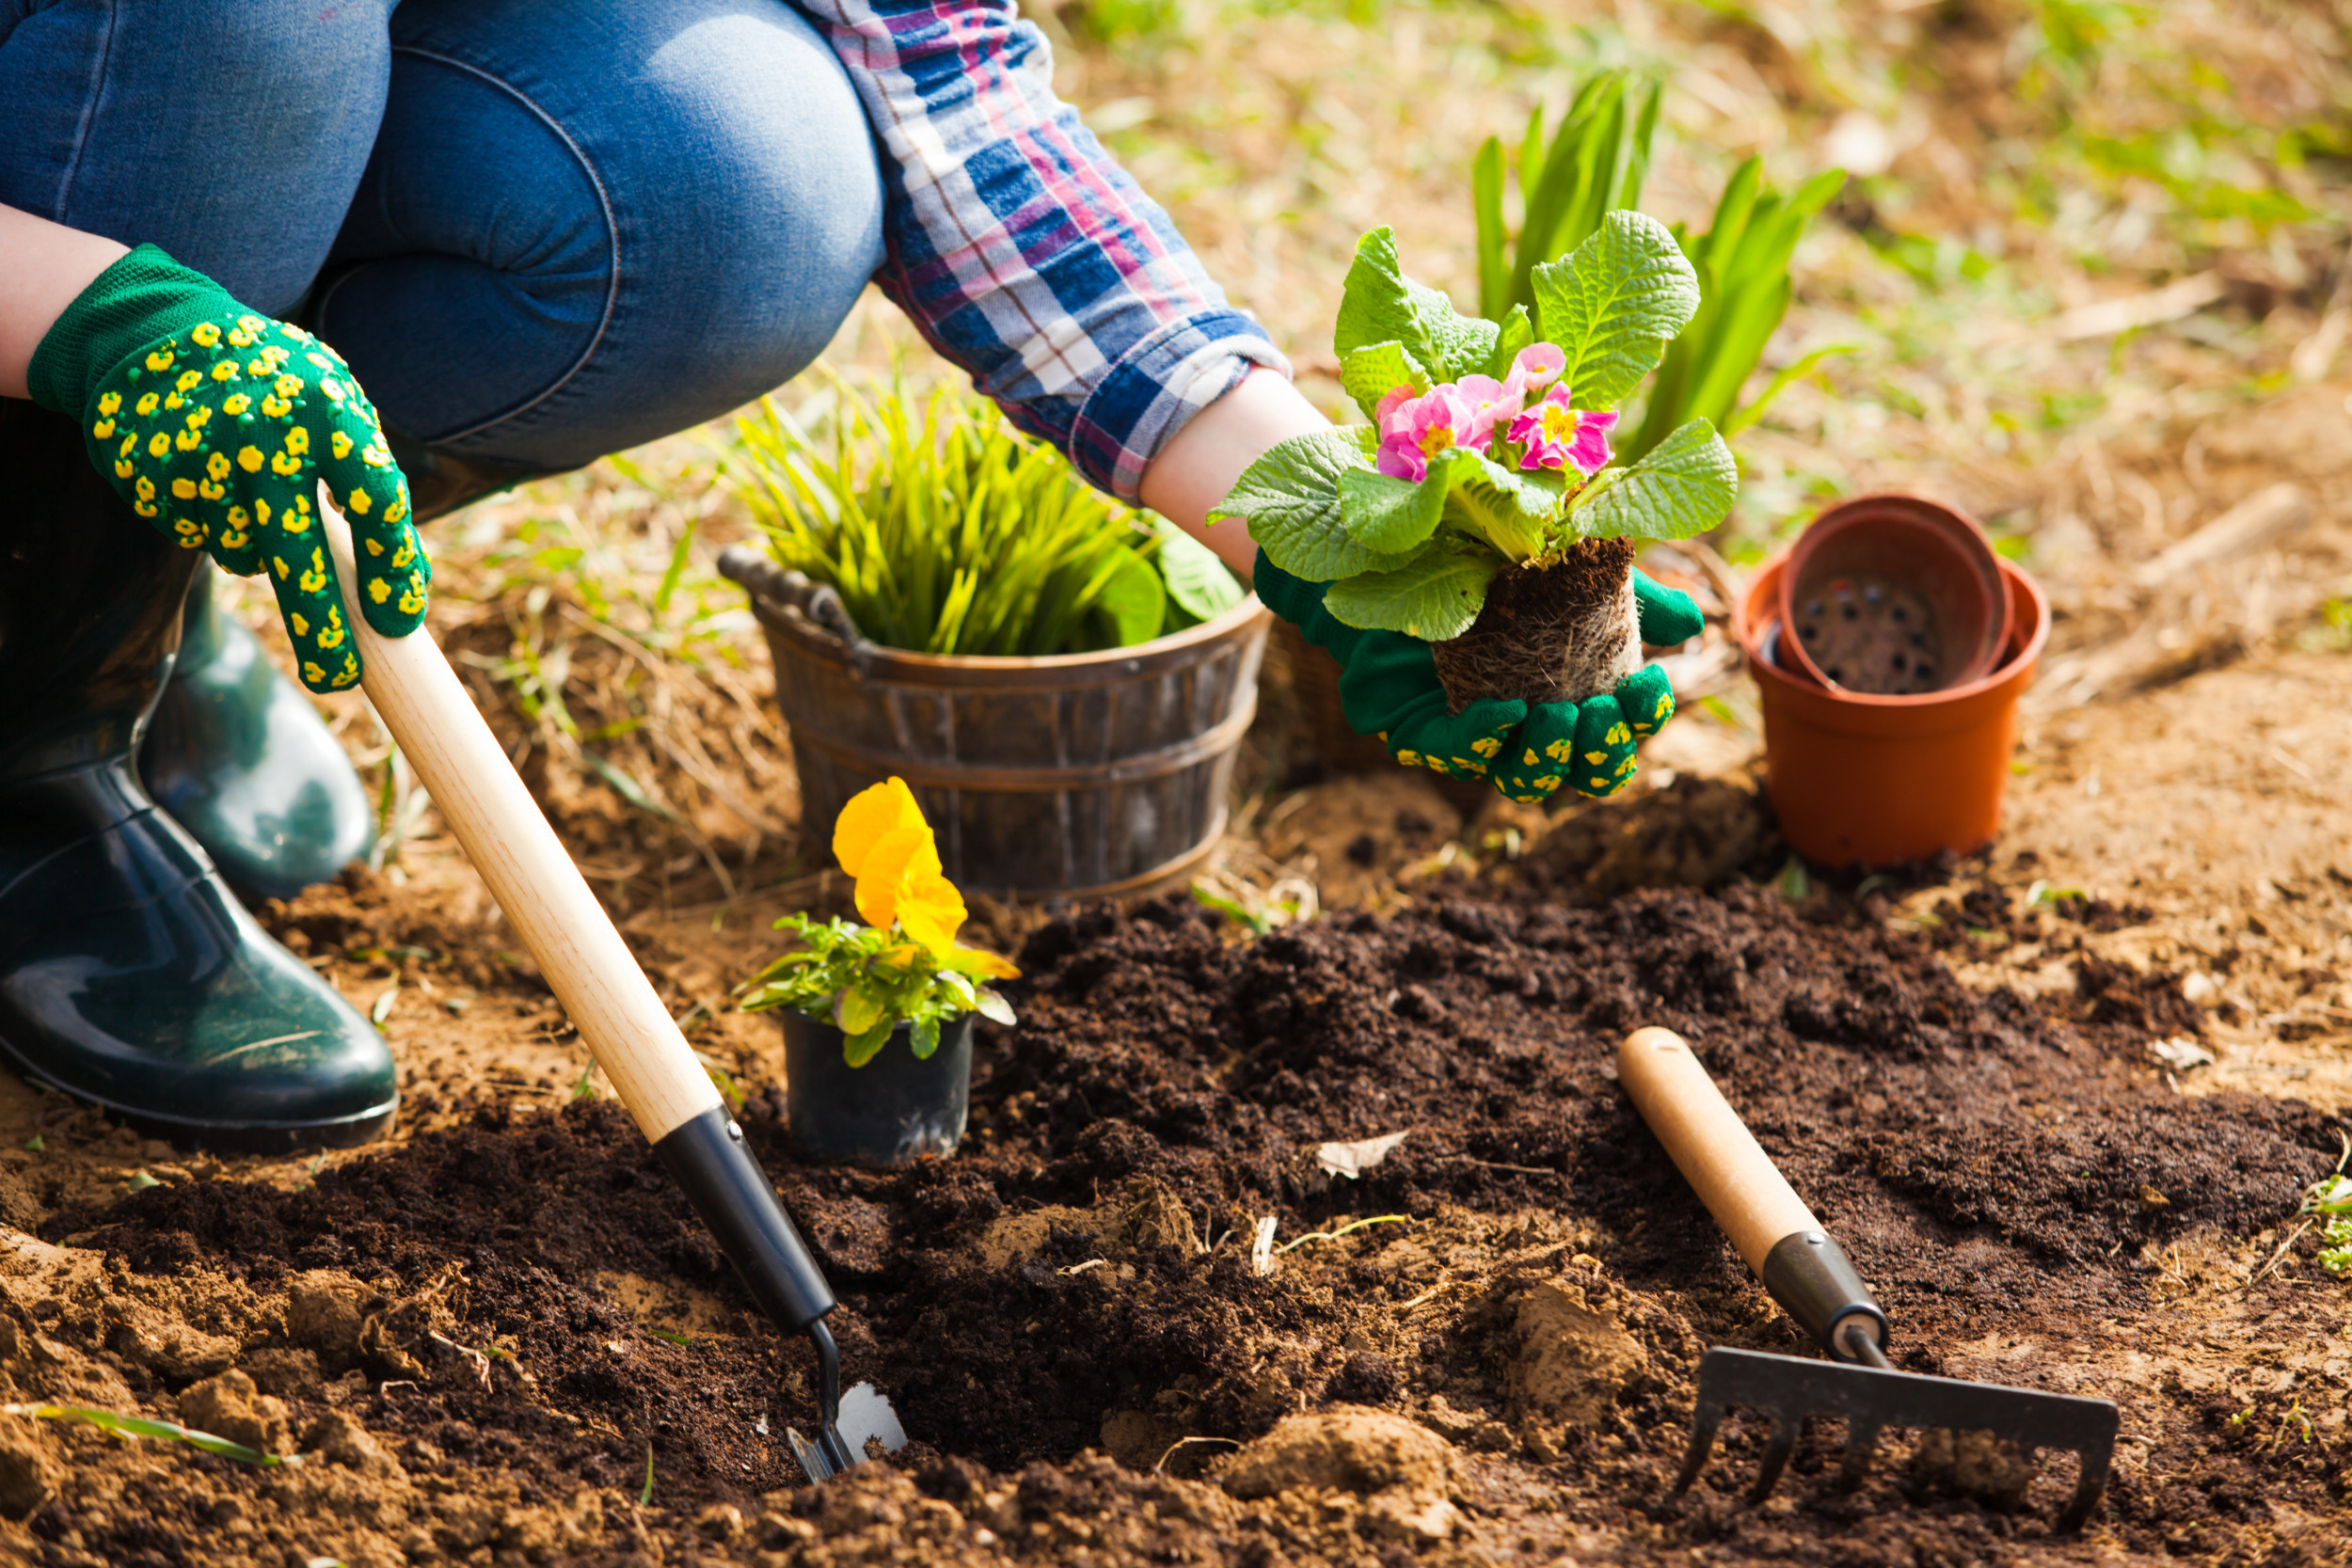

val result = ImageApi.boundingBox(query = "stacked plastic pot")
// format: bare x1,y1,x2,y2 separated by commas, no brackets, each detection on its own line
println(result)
1736,495,2049,868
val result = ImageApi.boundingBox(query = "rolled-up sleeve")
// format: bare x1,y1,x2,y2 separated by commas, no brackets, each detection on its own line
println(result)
794,0,1292,499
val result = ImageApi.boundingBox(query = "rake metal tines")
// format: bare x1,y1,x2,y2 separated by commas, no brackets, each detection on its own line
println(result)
1668,1346,2121,1532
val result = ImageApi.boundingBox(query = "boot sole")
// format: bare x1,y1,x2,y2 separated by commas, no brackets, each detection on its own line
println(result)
0,1032,397,1156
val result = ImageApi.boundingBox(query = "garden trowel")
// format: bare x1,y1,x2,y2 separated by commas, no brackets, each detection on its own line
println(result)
320,495,904,1483
1617,1026,2120,1532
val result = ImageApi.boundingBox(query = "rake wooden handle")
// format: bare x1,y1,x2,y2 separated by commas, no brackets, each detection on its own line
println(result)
320,495,723,1146
1617,1026,1819,1272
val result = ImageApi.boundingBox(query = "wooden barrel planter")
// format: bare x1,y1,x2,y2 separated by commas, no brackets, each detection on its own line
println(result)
718,547,1271,900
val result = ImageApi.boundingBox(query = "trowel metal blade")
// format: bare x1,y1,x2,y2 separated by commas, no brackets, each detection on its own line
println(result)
786,1383,906,1483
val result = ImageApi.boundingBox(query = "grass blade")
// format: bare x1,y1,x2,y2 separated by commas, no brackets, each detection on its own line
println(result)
5,1402,288,1466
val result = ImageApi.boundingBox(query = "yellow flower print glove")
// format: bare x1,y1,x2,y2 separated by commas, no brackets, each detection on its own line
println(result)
1255,550,1688,804
26,245,428,694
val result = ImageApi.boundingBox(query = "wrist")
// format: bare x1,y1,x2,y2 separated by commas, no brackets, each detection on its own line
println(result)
24,245,244,416
1139,368,1331,575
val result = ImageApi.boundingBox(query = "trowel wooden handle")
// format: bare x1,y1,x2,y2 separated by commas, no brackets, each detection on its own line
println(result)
320,496,723,1146
1616,1026,1819,1272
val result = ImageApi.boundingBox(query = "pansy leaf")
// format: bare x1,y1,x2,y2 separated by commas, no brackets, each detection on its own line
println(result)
1210,428,1418,580
1340,341,1429,424
1323,549,1499,641
1532,210,1700,410
1566,418,1737,541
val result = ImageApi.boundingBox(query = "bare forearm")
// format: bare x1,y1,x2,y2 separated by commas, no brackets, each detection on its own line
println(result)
1138,368,1331,579
0,205,129,401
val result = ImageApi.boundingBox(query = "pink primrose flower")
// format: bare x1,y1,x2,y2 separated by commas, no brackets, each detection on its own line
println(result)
1507,386,1616,477
1375,384,1476,482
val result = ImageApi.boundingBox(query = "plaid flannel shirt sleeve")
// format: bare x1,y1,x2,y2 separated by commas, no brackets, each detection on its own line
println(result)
794,0,1292,501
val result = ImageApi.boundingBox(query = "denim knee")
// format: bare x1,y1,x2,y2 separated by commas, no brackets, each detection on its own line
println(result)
316,0,883,470
0,0,392,312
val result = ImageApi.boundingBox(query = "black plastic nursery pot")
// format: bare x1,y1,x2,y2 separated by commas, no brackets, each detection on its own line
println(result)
778,1010,976,1165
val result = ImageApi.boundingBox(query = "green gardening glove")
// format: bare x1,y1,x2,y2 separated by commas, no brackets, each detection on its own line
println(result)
26,245,428,694
1255,551,1697,804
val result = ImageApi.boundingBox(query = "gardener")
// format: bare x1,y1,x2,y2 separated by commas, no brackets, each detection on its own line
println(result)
0,0,1694,1151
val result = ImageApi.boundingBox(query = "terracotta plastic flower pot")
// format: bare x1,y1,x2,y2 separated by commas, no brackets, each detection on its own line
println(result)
778,1011,975,1165
1778,493,2010,694
1738,553,2047,868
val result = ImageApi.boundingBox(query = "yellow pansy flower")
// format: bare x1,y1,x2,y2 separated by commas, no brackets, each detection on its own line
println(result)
833,777,967,958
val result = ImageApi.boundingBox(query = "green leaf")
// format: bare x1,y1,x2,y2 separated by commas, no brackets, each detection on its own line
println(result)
1323,551,1499,641
1472,136,1509,321
1720,342,1859,438
6,1403,283,1467
1339,341,1428,424
1209,429,1417,580
1406,281,1501,384
1091,547,1167,646
1483,305,1534,380
834,984,887,1037
842,1016,895,1069
1567,420,1737,542
1336,228,1427,364
910,1015,941,1060
1443,453,1554,561
1152,518,1245,623
976,989,1017,1027
1337,458,1457,554
1533,210,1700,410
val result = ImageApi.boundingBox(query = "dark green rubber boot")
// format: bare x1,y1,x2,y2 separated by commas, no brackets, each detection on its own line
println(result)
141,572,376,904
0,401,396,1152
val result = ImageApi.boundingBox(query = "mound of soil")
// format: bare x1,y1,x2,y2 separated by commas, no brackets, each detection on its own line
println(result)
9,887,2347,1565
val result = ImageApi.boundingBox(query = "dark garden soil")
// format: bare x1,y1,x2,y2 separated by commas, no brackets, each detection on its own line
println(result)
5,883,2347,1566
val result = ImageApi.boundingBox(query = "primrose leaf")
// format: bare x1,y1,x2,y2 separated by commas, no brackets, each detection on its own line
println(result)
1406,281,1502,384
1533,210,1701,410
1444,452,1554,562
1323,550,1499,641
1338,455,1461,555
1340,341,1430,424
976,988,1018,1026
1211,428,1420,580
1336,229,1430,365
1483,304,1534,380
1153,518,1246,624
1566,419,1738,542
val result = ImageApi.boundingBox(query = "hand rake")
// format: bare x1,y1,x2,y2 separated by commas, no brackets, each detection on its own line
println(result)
1618,1026,2119,1531
321,497,902,1481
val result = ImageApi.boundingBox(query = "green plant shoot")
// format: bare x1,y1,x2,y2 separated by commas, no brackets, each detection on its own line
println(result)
730,372,1240,657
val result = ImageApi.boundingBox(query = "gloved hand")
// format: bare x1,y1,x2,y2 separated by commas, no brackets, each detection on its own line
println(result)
26,245,427,694
1254,550,1699,803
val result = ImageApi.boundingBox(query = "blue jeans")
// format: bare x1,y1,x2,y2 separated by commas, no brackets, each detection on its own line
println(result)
0,0,885,469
